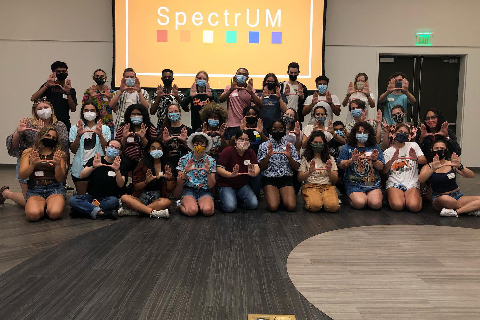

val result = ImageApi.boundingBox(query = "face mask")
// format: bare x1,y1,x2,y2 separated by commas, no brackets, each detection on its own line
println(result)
236,75,247,85
395,132,409,143
125,78,135,87
311,142,324,153
282,116,294,125
432,149,446,160
41,138,56,148
130,116,143,125
392,113,405,124
315,116,327,124
236,140,250,151
163,78,173,87
289,74,298,81
356,133,369,143
196,80,207,88
56,73,68,81
150,150,163,159
271,131,285,141
84,111,97,121
335,130,345,138
93,76,106,85
351,109,362,118
37,108,52,120
106,146,120,158
317,84,328,94
193,145,206,154
168,112,180,122
208,119,219,127
246,116,257,125
267,83,276,90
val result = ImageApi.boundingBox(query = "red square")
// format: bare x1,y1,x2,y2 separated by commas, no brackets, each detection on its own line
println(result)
157,30,167,42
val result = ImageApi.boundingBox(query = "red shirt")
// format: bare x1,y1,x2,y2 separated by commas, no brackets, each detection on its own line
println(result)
217,146,258,188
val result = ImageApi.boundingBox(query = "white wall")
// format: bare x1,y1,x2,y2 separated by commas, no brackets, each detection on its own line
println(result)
1,0,479,165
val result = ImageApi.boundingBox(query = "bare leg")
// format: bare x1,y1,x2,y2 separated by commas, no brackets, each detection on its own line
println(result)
45,194,65,220
198,196,214,216
2,182,27,207
349,192,367,209
433,195,461,211
121,194,154,215
279,186,296,211
264,185,280,212
180,196,199,217
148,198,171,211
456,196,480,214
367,189,383,210
25,196,46,221
74,181,88,195
405,188,422,212
387,188,405,211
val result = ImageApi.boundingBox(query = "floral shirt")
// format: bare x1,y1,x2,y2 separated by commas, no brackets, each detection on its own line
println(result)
257,137,300,178
152,89,184,131
177,152,216,190
82,87,115,136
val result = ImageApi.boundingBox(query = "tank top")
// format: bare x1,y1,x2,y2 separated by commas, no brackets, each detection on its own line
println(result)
28,152,56,184
428,167,458,194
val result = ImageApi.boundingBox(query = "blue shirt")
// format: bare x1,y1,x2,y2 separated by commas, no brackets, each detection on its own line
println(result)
257,137,300,178
337,144,385,187
177,152,216,189
383,93,409,125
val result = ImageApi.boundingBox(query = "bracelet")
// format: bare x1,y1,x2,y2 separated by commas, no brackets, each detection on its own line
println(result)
428,163,432,169
458,164,464,171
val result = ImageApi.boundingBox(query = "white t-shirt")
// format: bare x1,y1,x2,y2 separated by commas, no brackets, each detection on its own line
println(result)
345,91,376,123
304,94,341,125
299,156,338,185
282,82,300,111
383,142,424,190
302,125,333,142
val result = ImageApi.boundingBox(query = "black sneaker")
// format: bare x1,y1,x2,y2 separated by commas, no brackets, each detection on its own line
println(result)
103,210,119,220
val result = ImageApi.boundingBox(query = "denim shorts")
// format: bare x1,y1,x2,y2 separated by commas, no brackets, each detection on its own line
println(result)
16,158,28,184
345,182,380,196
431,189,463,203
139,190,163,205
181,187,213,201
26,181,66,200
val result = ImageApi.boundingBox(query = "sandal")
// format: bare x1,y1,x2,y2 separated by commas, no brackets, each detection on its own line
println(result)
0,186,9,204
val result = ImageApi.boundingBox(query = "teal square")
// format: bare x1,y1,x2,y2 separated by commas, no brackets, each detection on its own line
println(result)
226,31,237,43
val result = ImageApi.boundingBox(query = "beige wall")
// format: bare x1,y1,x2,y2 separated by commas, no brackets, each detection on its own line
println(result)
1,0,479,165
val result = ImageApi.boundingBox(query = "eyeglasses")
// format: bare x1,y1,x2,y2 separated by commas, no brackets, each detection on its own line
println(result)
193,142,206,147
271,129,285,133
237,137,249,142
425,116,437,120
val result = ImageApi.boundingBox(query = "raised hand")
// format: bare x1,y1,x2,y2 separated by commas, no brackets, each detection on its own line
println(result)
401,78,409,93
137,123,147,139
294,121,301,136
17,118,29,134
375,109,383,123
89,85,97,97
325,91,333,104
240,117,247,130
122,123,131,138
420,123,433,140
297,84,304,99
230,76,239,91
94,120,103,135
262,85,269,98
450,152,461,168
120,78,128,92
347,82,355,95
392,148,400,162
231,164,239,178
255,118,264,133
284,84,291,96
156,84,165,98
145,169,156,184
382,120,390,133
184,159,195,173
164,165,173,180
134,78,141,93
326,159,333,172
46,73,56,87
284,142,292,158
431,154,443,171
111,156,121,171
267,142,274,157
93,153,103,168
362,81,370,96
37,119,45,131
246,78,254,94
437,121,449,137
387,78,396,92
206,83,212,97
351,148,360,161
219,123,227,137
172,84,179,96
201,122,208,134
52,150,63,166
312,91,319,105
275,86,281,98
30,150,41,166
190,82,198,97
202,158,211,173
408,147,417,161
327,120,334,133
370,149,379,161
76,119,85,137
61,79,72,94
162,127,172,142
308,159,316,173
179,126,188,142
247,163,256,176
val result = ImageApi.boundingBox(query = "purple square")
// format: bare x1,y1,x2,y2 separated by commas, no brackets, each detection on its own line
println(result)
271,32,282,44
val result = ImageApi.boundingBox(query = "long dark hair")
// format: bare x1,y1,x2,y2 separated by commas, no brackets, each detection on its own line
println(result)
262,73,279,88
429,137,451,162
80,102,100,124
424,108,446,133
162,103,181,130
124,104,153,135
142,138,166,175
303,130,330,163
346,121,377,147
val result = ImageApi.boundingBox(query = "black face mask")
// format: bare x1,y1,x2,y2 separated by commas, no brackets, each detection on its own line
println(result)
56,73,68,81
271,131,285,141
42,138,57,148
267,83,276,90
163,78,173,87
93,76,106,85
282,116,294,125
289,74,298,81
395,132,409,143
432,149,446,160
246,116,258,125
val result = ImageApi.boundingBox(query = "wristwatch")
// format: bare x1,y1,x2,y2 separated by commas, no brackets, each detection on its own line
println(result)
458,164,464,171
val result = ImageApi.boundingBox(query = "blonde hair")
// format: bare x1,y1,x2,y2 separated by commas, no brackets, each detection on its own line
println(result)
30,99,57,127
196,70,209,80
32,125,63,154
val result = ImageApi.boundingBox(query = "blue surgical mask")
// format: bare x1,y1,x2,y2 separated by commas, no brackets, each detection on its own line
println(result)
316,116,327,124
130,116,143,125
351,109,362,118
208,119,219,127
236,75,247,84
335,130,345,138
168,112,180,122
317,84,328,94
106,146,120,158
356,133,369,143
196,80,207,88
150,150,163,159
125,78,135,87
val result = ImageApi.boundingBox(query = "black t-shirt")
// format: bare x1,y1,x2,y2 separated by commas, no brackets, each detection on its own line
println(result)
40,83,77,128
165,125,193,167
85,156,128,198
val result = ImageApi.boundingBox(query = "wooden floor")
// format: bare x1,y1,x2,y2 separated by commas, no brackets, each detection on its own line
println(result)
1,166,480,320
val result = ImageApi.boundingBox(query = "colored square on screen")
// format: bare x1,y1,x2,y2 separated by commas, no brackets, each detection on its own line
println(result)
180,30,190,42
203,30,214,43
271,32,282,44
157,30,167,42
226,31,237,43
249,31,259,44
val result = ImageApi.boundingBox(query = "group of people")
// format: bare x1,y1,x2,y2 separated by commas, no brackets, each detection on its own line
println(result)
2,60,479,221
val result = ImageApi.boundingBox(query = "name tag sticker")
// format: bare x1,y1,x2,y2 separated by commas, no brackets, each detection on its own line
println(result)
244,160,251,165
103,97,109,102
387,97,395,102
447,173,455,179
107,171,116,177
231,92,239,97
34,171,44,177
63,94,68,99
127,137,135,143
365,151,373,157
158,172,164,176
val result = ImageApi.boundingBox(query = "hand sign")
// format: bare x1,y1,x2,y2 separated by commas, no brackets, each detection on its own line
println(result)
89,85,97,97
17,118,29,134
156,84,165,97
184,159,195,173
437,121,449,137
420,124,433,140
450,152,461,168
219,123,227,137
145,169,155,183
30,150,41,166
392,148,400,162
46,73,56,87
297,84,304,99
275,87,281,98
172,84,179,96
134,78,141,93
408,147,417,161
256,118,264,133
231,76,239,91
52,150,63,166
387,78,396,92
267,142,274,157
294,121,301,136
362,81,370,96
246,78,254,94
262,86,269,97
327,120,334,133
431,154,443,171
120,78,128,92
325,91,333,104
308,159,316,173
162,127,172,142
326,159,333,172
401,78,409,93
122,123,131,138
312,91,319,105
202,158,211,173
231,164,240,178
206,83,212,97
375,109,383,123
137,123,147,139
93,153,103,168
61,79,72,94
111,156,121,171
284,142,292,158
190,82,198,97
76,120,85,136
94,120,103,135
347,82,355,95
164,165,173,180
179,127,188,142
240,117,247,130
351,148,360,161
284,84,291,96
201,122,208,134
369,149,379,161
247,163,256,176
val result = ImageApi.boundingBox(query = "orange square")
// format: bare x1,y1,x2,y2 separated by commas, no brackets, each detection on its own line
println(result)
180,30,190,42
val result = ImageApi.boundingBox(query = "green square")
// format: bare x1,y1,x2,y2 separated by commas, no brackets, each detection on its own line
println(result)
226,31,237,43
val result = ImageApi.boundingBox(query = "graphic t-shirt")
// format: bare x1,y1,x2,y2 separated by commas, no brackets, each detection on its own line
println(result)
383,142,424,190
299,156,338,185
337,144,385,188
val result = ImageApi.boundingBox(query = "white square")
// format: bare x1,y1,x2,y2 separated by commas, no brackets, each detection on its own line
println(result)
203,30,213,43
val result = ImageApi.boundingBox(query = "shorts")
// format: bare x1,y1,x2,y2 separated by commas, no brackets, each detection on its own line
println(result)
386,181,420,192
139,190,163,205
16,158,28,184
181,187,213,201
72,175,89,183
26,181,66,200
431,189,463,203
261,176,294,189
345,182,380,195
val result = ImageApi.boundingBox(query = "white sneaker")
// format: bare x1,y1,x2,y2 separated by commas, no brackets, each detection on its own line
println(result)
468,211,480,217
440,208,458,217
117,206,139,216
151,209,169,219
176,200,182,207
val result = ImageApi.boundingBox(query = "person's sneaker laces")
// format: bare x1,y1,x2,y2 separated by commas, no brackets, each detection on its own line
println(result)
117,206,139,216
151,209,169,219
440,208,458,217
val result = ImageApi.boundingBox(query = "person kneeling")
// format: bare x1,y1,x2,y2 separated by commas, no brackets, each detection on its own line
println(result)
174,132,216,217
216,130,260,212
69,139,126,219
298,131,340,212
119,139,173,218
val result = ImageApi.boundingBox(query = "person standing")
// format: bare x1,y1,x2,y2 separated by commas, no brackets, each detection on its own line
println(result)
342,72,376,124
378,72,416,125
302,75,341,125
279,62,308,123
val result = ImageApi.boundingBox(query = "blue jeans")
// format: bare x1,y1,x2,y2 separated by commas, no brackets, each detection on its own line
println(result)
218,185,258,212
69,194,119,219
248,173,262,197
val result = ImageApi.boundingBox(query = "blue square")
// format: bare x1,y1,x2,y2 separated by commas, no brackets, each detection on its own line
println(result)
249,31,259,44
271,32,282,44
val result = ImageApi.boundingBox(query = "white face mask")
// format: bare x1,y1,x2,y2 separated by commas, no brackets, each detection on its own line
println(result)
236,140,250,151
37,108,52,120
84,111,97,121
